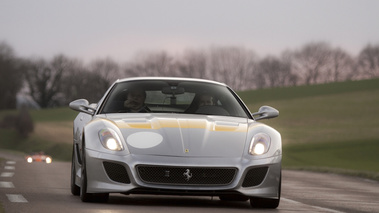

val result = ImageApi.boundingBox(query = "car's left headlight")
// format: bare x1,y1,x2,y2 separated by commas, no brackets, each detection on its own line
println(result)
27,157,33,163
249,133,271,155
98,128,124,151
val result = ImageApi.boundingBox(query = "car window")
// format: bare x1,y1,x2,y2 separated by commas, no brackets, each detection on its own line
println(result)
99,80,249,118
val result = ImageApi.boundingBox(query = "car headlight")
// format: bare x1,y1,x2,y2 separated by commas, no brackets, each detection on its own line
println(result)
45,157,52,164
27,157,33,163
98,128,124,151
249,133,271,155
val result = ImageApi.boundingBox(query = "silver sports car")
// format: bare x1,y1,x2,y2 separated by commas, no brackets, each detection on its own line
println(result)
69,77,281,208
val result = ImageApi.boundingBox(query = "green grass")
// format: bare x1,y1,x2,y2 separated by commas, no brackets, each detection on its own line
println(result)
238,78,379,180
0,107,76,161
29,107,78,122
238,78,379,104
282,139,379,180
241,79,379,146
283,139,379,171
0,129,72,161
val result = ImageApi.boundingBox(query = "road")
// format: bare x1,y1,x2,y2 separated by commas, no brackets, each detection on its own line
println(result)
1,151,379,213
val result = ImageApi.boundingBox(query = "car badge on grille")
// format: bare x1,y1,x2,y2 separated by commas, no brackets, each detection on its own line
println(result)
183,169,193,181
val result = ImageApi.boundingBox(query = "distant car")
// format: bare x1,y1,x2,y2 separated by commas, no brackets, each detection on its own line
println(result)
69,77,281,208
25,152,52,164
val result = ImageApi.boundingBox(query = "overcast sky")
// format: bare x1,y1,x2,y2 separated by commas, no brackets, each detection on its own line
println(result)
1,0,379,63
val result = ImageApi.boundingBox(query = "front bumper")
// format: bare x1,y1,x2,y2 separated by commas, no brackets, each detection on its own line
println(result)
83,149,281,199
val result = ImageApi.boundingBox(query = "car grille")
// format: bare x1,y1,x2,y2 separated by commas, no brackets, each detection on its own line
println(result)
136,165,237,186
103,162,131,184
242,167,268,187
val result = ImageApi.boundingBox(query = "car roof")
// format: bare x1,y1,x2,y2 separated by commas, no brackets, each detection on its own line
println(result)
115,77,227,87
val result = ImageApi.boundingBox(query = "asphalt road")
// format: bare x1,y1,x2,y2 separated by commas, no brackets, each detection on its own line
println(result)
1,151,379,213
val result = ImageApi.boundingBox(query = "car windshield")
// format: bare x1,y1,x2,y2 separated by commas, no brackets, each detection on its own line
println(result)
99,80,250,118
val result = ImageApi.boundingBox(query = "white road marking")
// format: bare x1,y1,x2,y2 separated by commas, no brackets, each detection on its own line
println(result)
6,161,16,165
1,172,14,177
4,166,15,170
0,181,15,188
282,197,345,213
6,194,28,203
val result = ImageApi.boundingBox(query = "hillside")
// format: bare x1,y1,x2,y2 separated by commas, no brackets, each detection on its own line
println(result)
239,78,379,178
239,78,379,145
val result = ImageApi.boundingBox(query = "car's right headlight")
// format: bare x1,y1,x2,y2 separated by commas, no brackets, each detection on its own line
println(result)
45,157,52,164
98,128,124,151
249,133,271,155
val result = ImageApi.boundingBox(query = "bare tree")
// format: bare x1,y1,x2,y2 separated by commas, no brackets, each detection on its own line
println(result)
207,46,257,90
357,44,379,78
178,49,207,78
255,55,293,88
88,57,120,84
24,55,69,108
328,47,355,82
0,42,23,109
291,42,332,85
124,51,174,77
59,58,111,104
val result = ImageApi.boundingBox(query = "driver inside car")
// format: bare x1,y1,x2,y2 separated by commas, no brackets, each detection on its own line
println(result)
121,88,150,113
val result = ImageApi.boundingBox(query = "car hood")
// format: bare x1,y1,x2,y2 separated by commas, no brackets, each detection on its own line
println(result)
106,114,249,158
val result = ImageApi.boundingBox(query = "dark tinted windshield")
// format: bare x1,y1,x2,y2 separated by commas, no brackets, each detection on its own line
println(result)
99,80,249,118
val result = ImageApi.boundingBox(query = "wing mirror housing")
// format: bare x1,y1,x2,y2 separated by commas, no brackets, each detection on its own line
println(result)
69,99,96,115
252,106,279,121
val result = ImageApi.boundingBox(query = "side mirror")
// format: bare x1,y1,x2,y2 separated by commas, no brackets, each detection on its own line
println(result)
252,106,279,121
69,99,96,115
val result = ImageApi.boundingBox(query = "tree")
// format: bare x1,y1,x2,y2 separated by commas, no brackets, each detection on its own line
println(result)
123,51,175,77
255,55,293,88
178,49,207,79
24,55,69,108
357,44,379,78
207,46,257,90
291,42,332,85
88,58,120,85
328,47,355,82
0,42,23,109
15,107,34,137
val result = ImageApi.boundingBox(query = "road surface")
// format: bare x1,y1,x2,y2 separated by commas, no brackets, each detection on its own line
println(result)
1,151,378,213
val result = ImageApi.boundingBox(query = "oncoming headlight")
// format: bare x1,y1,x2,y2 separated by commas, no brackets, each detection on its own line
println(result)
27,157,33,163
45,157,52,164
249,133,271,155
99,128,124,151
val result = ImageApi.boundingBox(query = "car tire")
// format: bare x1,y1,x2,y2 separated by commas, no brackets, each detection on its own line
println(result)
80,141,109,203
249,173,281,209
71,146,80,196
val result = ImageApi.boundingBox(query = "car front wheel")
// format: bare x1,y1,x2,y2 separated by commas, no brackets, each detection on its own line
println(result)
70,145,80,196
249,174,281,209
80,141,109,203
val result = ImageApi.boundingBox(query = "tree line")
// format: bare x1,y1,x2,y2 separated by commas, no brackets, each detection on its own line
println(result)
1,41,379,109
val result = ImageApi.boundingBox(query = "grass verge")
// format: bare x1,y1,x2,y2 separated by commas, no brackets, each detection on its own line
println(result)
282,139,379,181
0,129,71,161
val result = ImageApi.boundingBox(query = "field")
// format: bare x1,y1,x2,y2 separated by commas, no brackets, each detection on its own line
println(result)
239,78,379,179
0,108,76,161
1,78,379,179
